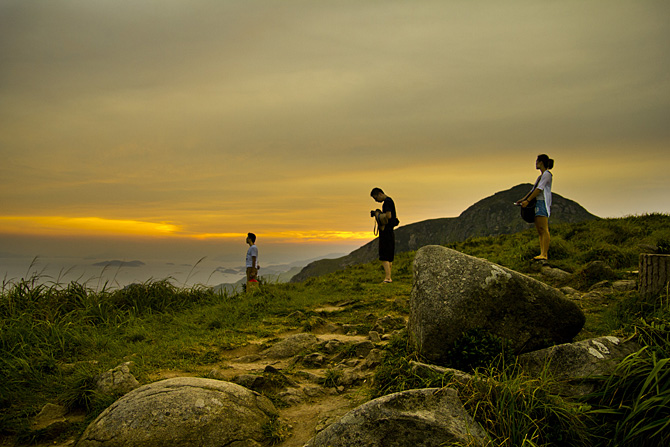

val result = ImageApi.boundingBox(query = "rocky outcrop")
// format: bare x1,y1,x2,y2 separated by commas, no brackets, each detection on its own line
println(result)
304,387,487,447
31,403,72,438
408,246,585,362
262,333,319,359
96,361,139,395
76,378,278,447
519,336,641,396
291,184,597,282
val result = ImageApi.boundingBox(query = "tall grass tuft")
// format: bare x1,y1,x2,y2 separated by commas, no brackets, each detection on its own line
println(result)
448,363,594,447
371,331,440,398
585,308,670,447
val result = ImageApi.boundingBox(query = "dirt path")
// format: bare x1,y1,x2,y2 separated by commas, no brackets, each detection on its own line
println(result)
29,310,404,447
142,329,383,446
208,330,381,446
279,389,366,446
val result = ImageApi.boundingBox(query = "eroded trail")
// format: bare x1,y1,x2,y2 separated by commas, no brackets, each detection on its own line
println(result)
139,313,402,446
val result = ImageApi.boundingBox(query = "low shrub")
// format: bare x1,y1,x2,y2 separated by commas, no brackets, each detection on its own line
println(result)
442,328,515,372
371,331,445,398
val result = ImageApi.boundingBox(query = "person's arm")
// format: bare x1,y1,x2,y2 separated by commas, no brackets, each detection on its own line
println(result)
251,246,258,269
374,209,389,225
516,188,542,207
382,198,394,222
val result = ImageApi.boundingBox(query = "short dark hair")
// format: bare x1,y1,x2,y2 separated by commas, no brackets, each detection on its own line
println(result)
247,233,256,243
537,154,554,170
370,187,384,197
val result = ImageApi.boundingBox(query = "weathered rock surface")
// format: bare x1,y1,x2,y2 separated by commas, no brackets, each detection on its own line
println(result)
576,260,617,286
612,279,637,292
33,403,67,429
409,246,585,362
76,377,277,447
96,361,139,395
519,336,641,396
263,333,319,359
409,361,476,386
540,265,572,282
304,387,487,447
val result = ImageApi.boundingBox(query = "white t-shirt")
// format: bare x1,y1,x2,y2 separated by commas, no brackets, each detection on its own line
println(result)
535,170,553,216
246,245,258,268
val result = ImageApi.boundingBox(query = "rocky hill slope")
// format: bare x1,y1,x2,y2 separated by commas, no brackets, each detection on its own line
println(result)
291,184,597,282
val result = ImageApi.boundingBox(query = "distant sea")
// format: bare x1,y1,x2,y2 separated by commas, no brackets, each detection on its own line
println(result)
0,252,344,291
2,256,257,290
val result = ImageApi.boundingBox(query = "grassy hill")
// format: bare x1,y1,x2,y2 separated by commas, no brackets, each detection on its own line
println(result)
1,214,668,446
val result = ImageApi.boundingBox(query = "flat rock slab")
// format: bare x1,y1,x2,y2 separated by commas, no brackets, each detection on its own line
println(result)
263,333,319,359
519,336,641,396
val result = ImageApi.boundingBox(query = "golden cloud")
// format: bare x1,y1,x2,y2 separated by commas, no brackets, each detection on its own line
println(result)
0,216,374,243
0,216,181,237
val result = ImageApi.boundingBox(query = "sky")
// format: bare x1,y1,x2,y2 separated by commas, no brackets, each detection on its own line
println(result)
1,1,669,273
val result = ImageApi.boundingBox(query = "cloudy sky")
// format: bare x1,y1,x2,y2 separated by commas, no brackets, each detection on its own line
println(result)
1,0,669,266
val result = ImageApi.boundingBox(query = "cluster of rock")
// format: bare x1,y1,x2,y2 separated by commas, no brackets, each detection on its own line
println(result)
307,247,639,446
225,331,387,407
65,313,405,446
33,245,640,447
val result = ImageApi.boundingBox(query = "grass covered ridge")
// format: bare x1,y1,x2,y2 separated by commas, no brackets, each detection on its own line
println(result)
1,214,669,446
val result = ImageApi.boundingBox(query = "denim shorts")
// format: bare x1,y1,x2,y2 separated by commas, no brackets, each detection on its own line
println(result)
535,200,549,217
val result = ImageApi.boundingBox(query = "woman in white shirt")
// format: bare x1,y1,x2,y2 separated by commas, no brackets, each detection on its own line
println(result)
516,154,554,260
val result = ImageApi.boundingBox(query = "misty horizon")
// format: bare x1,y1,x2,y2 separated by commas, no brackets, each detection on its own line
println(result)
0,248,350,289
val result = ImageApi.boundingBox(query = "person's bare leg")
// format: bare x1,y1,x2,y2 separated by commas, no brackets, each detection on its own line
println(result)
382,261,392,282
534,216,550,259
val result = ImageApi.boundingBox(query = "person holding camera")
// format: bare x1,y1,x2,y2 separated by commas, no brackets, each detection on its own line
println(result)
370,187,399,283
515,154,554,260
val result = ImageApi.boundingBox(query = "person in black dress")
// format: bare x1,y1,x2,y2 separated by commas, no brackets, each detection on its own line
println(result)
370,187,398,283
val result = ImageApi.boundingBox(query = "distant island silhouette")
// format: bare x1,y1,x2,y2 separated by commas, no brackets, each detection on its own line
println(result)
92,260,145,268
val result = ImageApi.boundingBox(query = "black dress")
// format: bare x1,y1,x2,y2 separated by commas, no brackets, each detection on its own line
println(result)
379,197,397,262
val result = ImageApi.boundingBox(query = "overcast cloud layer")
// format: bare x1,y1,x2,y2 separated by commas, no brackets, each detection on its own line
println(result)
1,1,669,262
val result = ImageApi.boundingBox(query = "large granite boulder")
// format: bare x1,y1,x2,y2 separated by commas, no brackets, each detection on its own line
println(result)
76,377,277,447
519,336,641,396
409,246,585,362
304,387,487,447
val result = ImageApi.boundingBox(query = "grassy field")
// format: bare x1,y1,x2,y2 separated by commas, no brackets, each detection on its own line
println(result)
1,214,669,446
